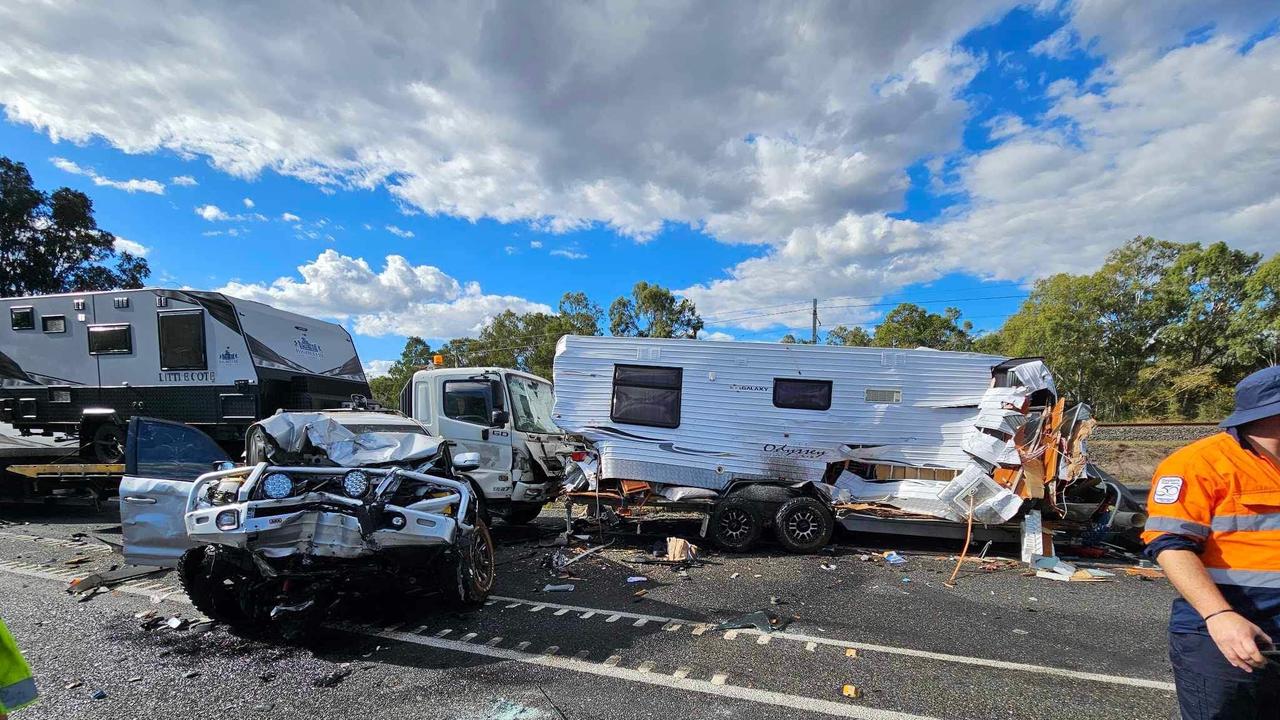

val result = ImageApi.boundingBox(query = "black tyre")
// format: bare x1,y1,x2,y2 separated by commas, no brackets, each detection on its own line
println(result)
709,497,764,552
177,545,265,632
502,502,544,525
90,422,125,464
773,496,834,554
441,518,495,609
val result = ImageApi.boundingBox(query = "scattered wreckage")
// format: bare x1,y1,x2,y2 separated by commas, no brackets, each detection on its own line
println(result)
551,336,1145,555
118,407,494,636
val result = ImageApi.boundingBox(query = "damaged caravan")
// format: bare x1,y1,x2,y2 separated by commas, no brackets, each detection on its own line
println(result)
119,408,493,636
551,336,1142,552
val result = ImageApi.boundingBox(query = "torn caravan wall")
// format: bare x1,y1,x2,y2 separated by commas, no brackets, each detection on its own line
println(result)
552,335,1007,491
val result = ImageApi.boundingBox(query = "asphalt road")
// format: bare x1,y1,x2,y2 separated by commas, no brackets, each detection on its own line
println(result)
0,504,1179,720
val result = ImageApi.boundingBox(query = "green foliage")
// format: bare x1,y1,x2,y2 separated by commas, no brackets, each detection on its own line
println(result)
779,333,813,344
983,236,1277,420
368,336,436,409
0,156,149,296
437,292,603,378
825,325,873,347
871,304,973,351
609,281,703,338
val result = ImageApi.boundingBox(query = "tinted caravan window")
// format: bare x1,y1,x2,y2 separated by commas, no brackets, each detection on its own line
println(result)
611,364,682,428
87,324,132,355
10,307,34,330
773,378,833,411
158,310,206,370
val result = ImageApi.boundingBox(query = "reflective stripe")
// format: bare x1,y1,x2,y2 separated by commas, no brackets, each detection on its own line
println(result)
1211,513,1280,533
1207,568,1280,589
0,676,38,712
1145,516,1210,539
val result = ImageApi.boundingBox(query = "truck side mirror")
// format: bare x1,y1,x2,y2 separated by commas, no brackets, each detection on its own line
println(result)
453,452,481,472
490,409,509,428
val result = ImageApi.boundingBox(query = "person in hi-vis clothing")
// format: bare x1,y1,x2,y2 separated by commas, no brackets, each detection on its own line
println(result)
1143,365,1280,719
0,615,37,718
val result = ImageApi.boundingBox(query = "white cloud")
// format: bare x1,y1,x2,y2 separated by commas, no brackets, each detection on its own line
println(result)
385,224,414,239
504,245,517,255
218,249,550,339
113,237,150,257
242,197,255,208
50,156,165,194
529,240,543,249
195,204,229,221
1030,25,1076,59
701,331,735,342
549,249,587,260
281,212,301,222
362,359,394,378
983,113,1027,141
170,174,197,186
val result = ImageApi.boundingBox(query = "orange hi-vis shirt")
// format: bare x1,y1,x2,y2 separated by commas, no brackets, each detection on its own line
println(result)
1143,432,1280,633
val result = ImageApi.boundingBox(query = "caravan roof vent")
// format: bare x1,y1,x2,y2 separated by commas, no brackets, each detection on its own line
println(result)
156,295,169,308
113,296,130,309
73,298,86,311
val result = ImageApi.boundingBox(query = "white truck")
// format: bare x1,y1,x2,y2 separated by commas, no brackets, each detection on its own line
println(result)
399,366,573,524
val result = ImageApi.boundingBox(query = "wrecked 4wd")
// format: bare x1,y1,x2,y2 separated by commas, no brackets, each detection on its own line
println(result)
118,409,495,637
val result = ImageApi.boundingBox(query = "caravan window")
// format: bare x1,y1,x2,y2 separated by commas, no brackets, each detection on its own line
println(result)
87,324,132,355
10,307,34,330
158,310,206,370
773,378,833,411
443,379,499,425
42,315,66,333
611,364,682,428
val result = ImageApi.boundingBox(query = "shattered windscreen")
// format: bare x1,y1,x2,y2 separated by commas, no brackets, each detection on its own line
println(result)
506,375,559,434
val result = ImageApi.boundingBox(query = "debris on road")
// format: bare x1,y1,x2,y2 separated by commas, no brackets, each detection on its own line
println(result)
91,689,108,700
884,551,907,566
68,565,166,596
313,666,353,688
713,610,794,633
841,684,863,699
626,576,648,583
542,583,576,592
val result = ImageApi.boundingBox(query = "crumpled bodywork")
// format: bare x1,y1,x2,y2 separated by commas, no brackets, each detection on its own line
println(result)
256,412,444,467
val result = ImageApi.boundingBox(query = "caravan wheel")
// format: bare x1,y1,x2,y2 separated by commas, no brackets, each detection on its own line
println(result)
709,498,763,552
773,496,834,554
90,423,125,464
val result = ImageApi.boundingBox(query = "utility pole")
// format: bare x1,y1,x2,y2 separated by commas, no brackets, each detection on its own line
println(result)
811,298,818,344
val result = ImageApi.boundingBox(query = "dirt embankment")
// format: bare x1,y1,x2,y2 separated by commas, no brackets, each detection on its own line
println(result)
1089,424,1219,489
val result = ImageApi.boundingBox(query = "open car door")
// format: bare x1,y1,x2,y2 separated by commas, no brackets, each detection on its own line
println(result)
119,417,230,567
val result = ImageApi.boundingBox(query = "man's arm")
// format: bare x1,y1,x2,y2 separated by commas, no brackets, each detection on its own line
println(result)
1157,548,1272,672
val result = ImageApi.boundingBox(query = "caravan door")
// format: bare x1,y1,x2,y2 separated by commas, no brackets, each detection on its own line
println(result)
437,377,514,496
119,417,230,567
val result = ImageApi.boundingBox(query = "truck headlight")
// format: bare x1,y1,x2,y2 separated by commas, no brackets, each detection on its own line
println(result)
262,472,294,500
215,510,239,530
342,470,370,498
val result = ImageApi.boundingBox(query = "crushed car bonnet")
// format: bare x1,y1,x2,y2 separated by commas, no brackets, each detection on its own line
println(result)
256,412,445,466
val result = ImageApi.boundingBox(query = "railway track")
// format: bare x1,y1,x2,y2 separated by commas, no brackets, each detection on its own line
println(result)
1091,422,1218,442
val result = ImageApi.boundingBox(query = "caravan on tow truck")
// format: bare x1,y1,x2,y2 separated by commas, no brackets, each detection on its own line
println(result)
400,365,574,524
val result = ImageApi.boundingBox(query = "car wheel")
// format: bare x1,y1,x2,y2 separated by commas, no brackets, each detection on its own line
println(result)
773,496,834,554
90,422,125,464
441,518,495,609
177,545,266,632
709,497,764,552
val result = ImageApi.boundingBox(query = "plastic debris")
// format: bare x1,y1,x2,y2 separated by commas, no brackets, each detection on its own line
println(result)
820,563,837,571
627,576,648,583
542,583,576,592
712,609,794,633
313,666,353,688
845,648,858,658
92,689,108,700
884,551,907,566
841,684,863,699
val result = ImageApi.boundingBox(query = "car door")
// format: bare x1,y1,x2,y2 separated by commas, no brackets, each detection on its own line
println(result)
119,417,230,567
437,377,514,497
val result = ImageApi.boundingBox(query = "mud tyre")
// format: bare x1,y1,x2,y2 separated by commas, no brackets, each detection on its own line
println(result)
90,422,125,464
709,497,764,552
502,502,544,525
773,496,834,554
441,518,496,609
177,545,265,632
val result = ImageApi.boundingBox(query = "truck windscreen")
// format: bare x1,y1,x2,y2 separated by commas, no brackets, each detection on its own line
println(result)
506,375,559,434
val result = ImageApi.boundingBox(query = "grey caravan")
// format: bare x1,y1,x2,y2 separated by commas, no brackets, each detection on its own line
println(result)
0,288,369,461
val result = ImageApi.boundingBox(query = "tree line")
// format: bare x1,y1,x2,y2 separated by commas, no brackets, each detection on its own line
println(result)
373,236,1278,421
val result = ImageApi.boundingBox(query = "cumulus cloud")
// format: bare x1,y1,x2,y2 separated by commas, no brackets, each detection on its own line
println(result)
549,249,587,260
281,212,301,222
362,359,394,378
218,249,550,339
385,224,414,239
242,197,254,208
529,240,543,249
195,204,228,221
170,174,197,186
50,156,164,194
113,237,150,257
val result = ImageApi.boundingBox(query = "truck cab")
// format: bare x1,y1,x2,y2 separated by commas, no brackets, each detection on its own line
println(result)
401,366,569,524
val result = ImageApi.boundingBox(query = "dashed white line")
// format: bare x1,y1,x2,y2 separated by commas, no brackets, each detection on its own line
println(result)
356,624,940,720
459,632,477,642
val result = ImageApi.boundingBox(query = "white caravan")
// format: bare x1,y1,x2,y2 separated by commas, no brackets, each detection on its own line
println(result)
551,335,1067,552
1,288,368,461
401,366,573,524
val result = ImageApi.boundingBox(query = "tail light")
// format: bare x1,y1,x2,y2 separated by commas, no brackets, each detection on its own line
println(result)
571,451,588,462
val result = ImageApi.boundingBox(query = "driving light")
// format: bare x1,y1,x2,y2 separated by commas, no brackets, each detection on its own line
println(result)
215,510,239,530
262,472,294,499
342,470,370,498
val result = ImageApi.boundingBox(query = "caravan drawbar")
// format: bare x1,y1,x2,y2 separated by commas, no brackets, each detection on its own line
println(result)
1,288,369,461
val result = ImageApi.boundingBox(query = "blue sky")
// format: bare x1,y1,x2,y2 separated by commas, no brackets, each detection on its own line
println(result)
2,1,1276,371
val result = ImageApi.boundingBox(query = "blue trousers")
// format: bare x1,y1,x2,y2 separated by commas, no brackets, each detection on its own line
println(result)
1170,631,1280,719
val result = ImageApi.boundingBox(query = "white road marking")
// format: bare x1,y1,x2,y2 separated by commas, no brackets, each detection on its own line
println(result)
633,618,648,627
554,608,570,616
356,624,941,720
435,629,453,637
603,655,622,667
606,614,621,623
692,625,709,636
515,641,531,651
665,623,682,632
637,661,655,673
460,632,477,642
543,645,560,655
574,650,590,660
487,594,1175,692
486,637,504,647
505,602,522,609
673,667,691,679
724,630,740,640
756,635,771,645
529,605,546,613
580,611,596,619
806,642,818,652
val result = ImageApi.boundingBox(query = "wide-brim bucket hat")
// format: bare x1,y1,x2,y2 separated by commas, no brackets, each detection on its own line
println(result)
1221,365,1280,428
